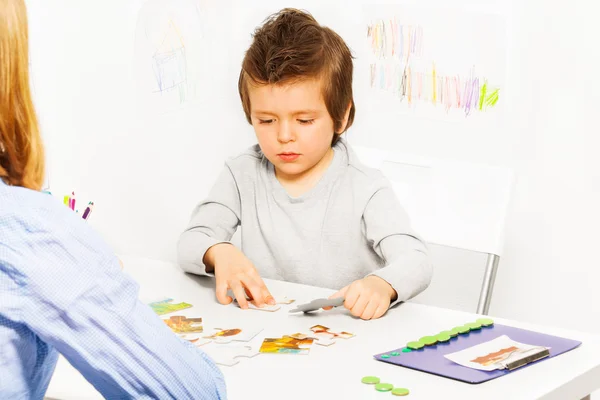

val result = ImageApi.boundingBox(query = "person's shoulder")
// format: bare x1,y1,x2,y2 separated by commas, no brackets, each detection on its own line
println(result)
0,182,65,228
0,182,113,258
224,144,267,174
338,140,390,191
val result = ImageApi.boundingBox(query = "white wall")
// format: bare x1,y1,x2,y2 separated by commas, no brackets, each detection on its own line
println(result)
28,0,600,338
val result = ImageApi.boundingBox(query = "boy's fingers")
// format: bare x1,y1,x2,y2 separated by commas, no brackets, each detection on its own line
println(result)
343,285,359,310
216,282,232,305
242,277,267,307
350,294,368,318
328,285,349,299
252,275,276,306
324,285,349,310
262,289,276,306
361,300,379,320
374,303,388,320
230,281,248,309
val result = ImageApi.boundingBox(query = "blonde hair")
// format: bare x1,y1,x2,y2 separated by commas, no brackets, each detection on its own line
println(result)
0,0,45,190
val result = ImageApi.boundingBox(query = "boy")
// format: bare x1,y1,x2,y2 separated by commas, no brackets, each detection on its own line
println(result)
178,8,432,320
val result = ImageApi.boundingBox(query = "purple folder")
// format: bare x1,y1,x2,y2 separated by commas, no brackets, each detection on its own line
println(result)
373,324,582,384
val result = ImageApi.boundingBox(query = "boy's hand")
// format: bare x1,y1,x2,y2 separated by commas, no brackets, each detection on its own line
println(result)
205,244,276,309
327,276,397,320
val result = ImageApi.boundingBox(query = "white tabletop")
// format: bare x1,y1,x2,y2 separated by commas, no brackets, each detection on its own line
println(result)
45,256,600,400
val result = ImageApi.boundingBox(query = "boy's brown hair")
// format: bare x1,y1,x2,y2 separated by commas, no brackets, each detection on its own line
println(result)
238,8,355,144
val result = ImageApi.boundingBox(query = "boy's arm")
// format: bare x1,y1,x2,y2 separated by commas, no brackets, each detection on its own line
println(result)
178,165,241,275
362,185,433,307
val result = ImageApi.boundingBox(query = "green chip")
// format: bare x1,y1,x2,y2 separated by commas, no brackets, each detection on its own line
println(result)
419,336,438,346
401,347,412,353
451,326,470,335
442,329,458,338
391,352,400,356
375,383,394,392
392,387,410,396
381,354,391,359
477,318,494,327
465,322,482,330
361,376,380,384
436,332,451,342
406,341,424,350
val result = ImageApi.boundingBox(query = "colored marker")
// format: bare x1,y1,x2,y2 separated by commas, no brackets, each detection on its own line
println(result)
82,202,94,220
63,195,69,207
70,191,76,211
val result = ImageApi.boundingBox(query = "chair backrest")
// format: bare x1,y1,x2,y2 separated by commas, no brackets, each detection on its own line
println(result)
352,145,515,257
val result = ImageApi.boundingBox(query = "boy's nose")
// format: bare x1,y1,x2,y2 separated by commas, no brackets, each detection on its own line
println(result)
277,121,295,143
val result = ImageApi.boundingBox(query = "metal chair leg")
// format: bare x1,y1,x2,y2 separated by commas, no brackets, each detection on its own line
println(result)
477,254,500,315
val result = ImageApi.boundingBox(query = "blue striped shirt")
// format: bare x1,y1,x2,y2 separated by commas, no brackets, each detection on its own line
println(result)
0,180,226,399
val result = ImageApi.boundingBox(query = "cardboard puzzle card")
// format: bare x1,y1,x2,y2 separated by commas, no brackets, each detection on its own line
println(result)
286,326,355,347
259,336,314,355
149,298,193,315
445,335,549,371
163,316,203,333
309,325,355,339
180,335,212,346
203,345,260,366
204,327,263,344
233,299,281,312
287,332,335,347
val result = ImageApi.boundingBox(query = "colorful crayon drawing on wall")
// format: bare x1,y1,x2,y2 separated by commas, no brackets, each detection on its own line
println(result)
134,0,204,113
365,7,506,118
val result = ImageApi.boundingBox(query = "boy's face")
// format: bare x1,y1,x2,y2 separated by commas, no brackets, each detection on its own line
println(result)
248,78,339,182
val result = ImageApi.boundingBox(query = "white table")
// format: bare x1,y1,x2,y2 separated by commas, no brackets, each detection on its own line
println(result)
45,256,600,400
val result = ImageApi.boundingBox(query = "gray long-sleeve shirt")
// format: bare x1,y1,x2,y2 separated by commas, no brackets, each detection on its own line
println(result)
177,139,432,306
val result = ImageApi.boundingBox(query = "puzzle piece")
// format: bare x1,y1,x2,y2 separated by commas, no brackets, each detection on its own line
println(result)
163,316,203,333
259,336,314,354
149,298,192,315
233,299,281,312
310,325,355,339
285,326,355,347
204,327,263,344
288,331,336,346
204,345,260,366
277,297,295,305
288,297,344,313
180,335,212,346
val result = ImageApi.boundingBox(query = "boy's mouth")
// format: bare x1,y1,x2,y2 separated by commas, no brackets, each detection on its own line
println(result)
277,152,300,162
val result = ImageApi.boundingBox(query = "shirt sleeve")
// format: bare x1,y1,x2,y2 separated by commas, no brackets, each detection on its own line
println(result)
362,185,433,307
177,165,241,276
7,211,227,399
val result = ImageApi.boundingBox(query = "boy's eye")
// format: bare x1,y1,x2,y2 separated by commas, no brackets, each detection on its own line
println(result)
298,119,314,124
258,119,274,124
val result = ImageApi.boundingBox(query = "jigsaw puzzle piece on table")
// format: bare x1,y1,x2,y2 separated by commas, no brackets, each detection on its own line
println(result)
180,335,212,346
259,336,314,355
163,315,203,333
288,297,344,313
204,345,260,366
204,327,263,344
310,324,355,339
289,325,355,347
288,332,335,347
233,299,281,312
148,298,193,315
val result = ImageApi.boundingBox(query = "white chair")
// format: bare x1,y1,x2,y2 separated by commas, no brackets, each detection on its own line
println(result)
352,145,515,315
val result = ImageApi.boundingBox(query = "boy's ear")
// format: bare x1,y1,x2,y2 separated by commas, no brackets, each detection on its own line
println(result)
336,102,353,134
